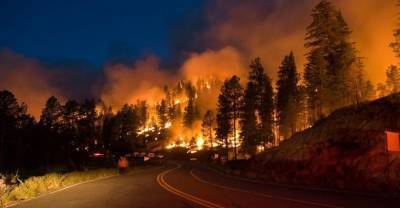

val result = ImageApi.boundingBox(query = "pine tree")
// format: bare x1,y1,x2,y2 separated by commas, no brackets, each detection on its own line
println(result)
217,86,231,157
304,49,327,122
40,96,62,131
386,65,400,93
304,0,362,122
248,58,274,147
0,90,29,170
276,52,299,139
183,98,195,128
216,76,243,160
391,0,400,58
202,110,215,150
78,99,98,152
259,74,274,146
183,83,197,128
240,82,259,154
157,99,168,128
115,104,139,153
295,85,309,131
348,58,376,104
135,100,148,130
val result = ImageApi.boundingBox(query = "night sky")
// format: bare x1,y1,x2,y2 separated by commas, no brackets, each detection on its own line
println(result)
0,0,202,65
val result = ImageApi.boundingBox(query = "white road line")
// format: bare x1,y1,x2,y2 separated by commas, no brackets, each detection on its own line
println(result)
190,169,342,208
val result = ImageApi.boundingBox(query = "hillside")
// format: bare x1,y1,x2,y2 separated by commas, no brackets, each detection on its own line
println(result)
248,93,400,193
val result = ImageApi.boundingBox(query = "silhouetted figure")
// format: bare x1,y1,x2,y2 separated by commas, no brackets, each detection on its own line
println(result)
118,156,129,175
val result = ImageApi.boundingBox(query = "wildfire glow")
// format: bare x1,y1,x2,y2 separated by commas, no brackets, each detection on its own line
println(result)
166,143,176,149
196,136,205,150
165,121,172,129
137,126,155,135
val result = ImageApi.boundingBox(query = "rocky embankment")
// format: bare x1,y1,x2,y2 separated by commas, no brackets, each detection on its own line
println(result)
248,93,400,193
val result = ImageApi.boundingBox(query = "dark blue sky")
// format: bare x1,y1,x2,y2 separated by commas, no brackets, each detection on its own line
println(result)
0,0,202,65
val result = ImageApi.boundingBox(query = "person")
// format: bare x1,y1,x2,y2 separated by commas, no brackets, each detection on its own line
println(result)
118,156,129,175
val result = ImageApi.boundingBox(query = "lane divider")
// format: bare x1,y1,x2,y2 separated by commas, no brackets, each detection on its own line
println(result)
190,169,342,208
156,164,224,208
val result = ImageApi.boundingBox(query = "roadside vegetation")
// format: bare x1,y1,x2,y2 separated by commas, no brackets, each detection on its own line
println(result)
0,169,117,207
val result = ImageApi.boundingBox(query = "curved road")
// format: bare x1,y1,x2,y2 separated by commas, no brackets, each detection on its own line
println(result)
10,162,400,208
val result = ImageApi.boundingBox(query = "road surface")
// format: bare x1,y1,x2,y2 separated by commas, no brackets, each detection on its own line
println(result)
10,162,400,208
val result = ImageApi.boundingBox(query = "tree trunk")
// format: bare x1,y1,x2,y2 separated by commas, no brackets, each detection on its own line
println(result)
233,101,237,161
209,124,213,150
225,138,229,159
0,134,4,170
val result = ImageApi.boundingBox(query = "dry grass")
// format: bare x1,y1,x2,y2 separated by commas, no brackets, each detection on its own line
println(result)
0,169,117,206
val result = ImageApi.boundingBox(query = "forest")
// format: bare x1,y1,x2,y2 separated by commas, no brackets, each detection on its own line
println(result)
1,0,400,173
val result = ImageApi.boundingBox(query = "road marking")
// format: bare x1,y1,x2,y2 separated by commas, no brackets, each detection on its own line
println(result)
156,164,224,208
207,166,366,197
190,169,342,208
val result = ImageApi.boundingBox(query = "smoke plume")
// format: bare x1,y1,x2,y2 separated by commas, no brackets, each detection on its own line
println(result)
0,50,64,118
0,0,398,118
101,55,175,110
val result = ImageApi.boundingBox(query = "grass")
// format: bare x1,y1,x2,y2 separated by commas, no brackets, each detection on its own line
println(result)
0,168,118,206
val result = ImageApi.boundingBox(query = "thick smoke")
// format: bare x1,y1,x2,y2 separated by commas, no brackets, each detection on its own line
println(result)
0,50,98,118
101,55,175,110
0,50,64,118
180,46,246,82
174,0,397,83
336,0,397,82
0,0,398,118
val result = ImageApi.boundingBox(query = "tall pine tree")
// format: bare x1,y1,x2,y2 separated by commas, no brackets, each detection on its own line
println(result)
202,110,215,150
304,0,367,123
240,82,259,154
216,76,243,160
276,52,299,140
250,58,274,147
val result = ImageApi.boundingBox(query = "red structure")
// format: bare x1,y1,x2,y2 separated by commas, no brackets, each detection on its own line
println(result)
385,131,400,152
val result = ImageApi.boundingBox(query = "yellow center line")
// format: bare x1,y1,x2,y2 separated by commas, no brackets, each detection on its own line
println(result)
190,169,342,208
156,164,224,208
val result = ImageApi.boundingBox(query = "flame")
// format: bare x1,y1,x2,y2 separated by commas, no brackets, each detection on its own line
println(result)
137,126,156,135
196,136,205,150
165,121,172,129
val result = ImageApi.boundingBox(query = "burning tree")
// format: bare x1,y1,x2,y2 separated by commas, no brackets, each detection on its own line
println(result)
202,110,215,150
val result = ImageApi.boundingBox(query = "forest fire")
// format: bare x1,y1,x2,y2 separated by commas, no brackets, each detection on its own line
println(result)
3,1,400,207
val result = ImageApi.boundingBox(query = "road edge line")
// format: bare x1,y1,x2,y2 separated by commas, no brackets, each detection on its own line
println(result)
190,169,341,208
5,165,163,208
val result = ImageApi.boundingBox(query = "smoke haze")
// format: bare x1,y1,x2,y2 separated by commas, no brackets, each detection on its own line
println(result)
0,0,398,118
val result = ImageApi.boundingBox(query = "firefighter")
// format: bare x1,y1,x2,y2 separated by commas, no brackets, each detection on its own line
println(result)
118,156,129,175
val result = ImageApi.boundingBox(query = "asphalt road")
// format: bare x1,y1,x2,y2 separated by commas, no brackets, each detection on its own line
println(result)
10,162,400,208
